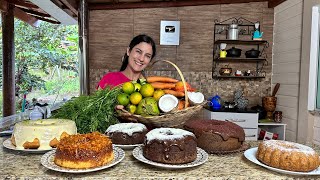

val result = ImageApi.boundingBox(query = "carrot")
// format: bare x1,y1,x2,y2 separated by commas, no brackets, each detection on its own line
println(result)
177,100,184,110
147,76,179,83
150,82,176,89
163,89,185,98
177,100,190,110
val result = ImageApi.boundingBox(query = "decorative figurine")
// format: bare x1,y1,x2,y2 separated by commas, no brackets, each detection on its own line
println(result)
234,89,249,110
253,22,263,40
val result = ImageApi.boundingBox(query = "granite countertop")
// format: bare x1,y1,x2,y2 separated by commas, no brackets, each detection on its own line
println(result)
1,137,320,179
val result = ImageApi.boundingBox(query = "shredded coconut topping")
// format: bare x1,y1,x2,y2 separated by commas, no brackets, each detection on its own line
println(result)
106,123,147,136
146,128,195,142
262,140,316,154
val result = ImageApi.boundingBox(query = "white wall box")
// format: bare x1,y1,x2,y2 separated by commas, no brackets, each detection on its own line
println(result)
160,21,180,45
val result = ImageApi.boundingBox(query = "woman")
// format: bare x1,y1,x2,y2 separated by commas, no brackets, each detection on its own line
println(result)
97,34,156,89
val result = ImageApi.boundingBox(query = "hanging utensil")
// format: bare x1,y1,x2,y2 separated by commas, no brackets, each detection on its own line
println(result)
272,83,280,97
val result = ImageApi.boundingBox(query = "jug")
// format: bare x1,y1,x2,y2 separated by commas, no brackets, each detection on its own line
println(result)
220,50,227,58
209,95,222,110
228,24,239,40
253,22,263,40
29,106,45,120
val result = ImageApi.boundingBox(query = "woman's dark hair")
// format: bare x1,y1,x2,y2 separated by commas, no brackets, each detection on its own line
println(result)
120,34,156,71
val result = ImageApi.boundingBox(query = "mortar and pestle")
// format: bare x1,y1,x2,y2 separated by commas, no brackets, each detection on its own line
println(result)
262,83,280,120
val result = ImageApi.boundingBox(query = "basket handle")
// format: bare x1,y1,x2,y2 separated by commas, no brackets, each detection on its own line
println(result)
150,60,188,108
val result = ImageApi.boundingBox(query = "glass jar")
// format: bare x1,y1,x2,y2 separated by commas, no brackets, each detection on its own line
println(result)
273,111,282,123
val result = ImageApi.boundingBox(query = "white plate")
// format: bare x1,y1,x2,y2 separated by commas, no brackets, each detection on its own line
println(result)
41,146,125,173
244,147,320,175
132,146,208,169
3,138,54,154
113,143,143,150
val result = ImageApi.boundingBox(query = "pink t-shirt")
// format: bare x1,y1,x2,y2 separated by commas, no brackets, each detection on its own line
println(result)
97,72,130,89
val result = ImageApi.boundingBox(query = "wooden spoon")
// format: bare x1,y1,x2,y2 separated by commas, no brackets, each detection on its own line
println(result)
272,83,280,97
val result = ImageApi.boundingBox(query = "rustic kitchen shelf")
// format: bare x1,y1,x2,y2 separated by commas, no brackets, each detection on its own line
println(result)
215,39,268,45
214,57,267,62
212,17,269,79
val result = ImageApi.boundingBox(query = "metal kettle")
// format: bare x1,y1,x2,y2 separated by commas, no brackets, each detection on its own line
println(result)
228,24,239,40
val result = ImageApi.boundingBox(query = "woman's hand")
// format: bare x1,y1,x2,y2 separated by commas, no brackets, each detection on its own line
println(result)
115,105,124,110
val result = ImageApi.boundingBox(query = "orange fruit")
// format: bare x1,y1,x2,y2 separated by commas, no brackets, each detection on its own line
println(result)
117,93,130,106
122,82,135,94
153,89,165,101
140,83,154,97
129,92,143,105
126,104,137,114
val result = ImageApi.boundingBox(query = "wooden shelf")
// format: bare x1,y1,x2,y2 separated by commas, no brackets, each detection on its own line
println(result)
215,39,268,45
214,57,266,62
212,75,265,79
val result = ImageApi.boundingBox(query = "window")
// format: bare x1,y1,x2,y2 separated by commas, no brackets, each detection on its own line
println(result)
308,5,320,111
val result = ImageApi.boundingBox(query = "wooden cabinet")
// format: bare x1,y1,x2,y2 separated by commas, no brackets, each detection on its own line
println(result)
258,123,287,140
203,109,258,141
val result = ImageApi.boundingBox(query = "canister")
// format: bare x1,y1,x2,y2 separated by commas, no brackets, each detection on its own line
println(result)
228,24,239,40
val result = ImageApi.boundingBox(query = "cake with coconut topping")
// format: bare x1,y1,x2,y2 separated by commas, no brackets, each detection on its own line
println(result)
143,128,197,164
105,123,148,145
257,140,320,172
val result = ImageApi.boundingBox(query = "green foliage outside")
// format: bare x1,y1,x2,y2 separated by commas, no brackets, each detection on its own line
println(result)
0,17,79,116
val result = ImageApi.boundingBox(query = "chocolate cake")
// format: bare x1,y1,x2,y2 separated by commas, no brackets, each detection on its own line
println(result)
143,128,197,164
105,123,148,145
184,120,245,153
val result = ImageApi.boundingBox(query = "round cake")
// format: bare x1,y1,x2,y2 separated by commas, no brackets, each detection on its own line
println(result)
143,127,197,164
184,119,245,153
257,140,320,172
54,132,114,169
11,119,77,150
105,123,148,145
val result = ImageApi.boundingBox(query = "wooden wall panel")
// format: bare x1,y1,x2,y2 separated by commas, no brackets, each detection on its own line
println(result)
273,0,303,142
89,9,134,70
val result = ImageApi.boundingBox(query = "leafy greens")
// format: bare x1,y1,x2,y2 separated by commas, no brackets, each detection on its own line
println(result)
52,87,122,134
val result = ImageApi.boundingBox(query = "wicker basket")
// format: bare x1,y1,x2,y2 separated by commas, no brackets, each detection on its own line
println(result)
117,60,205,128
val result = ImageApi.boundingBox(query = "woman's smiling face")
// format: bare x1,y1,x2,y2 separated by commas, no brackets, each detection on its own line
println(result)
127,42,153,72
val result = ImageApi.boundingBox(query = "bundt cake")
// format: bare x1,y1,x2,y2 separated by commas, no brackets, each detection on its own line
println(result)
54,132,114,169
184,119,245,153
143,128,197,164
11,119,77,150
105,123,148,145
257,140,320,172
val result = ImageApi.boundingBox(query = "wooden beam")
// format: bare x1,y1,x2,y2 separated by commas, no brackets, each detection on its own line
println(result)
89,0,268,10
2,2,16,117
13,6,40,27
4,0,38,9
0,2,40,27
17,7,51,17
268,0,286,8
29,14,60,24
59,0,78,15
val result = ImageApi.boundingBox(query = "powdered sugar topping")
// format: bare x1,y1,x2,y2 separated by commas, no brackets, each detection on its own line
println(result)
106,123,147,136
262,140,316,154
146,128,195,142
